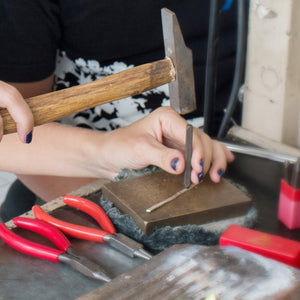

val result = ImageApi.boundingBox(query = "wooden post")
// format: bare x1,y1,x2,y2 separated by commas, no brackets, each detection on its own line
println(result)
242,0,300,148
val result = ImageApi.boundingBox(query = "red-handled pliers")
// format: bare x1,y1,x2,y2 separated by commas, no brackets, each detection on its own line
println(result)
0,217,111,282
32,195,152,260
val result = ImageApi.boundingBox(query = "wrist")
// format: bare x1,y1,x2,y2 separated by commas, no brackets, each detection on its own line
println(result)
82,129,120,179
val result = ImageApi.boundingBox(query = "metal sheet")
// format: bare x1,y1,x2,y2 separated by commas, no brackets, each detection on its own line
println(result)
78,244,300,300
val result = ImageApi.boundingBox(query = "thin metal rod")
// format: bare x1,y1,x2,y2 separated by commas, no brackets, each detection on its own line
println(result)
184,124,193,188
222,141,298,163
146,184,196,213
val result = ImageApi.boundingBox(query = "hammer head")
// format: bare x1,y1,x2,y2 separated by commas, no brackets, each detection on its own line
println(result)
161,8,197,115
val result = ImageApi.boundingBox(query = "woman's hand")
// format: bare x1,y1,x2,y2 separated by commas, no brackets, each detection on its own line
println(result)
0,81,34,143
96,106,235,183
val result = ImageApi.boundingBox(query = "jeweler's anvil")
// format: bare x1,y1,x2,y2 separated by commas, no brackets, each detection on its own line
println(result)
102,171,251,235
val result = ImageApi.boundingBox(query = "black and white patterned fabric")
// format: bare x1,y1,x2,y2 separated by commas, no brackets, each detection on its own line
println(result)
55,51,204,131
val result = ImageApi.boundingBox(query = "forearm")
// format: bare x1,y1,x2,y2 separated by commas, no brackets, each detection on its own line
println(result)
0,122,115,179
0,107,234,184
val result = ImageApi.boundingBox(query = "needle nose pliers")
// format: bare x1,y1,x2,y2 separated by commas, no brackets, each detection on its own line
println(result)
0,217,111,282
33,195,152,260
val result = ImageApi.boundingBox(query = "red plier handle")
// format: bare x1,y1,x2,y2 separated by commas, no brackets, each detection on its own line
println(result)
0,217,71,262
33,195,115,243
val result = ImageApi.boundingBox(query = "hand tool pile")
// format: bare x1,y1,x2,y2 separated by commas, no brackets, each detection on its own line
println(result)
33,195,152,260
0,195,152,282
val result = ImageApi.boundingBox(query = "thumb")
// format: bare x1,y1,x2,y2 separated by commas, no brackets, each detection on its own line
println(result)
144,138,185,175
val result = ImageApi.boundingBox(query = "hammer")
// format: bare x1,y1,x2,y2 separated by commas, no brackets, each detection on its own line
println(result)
0,8,196,135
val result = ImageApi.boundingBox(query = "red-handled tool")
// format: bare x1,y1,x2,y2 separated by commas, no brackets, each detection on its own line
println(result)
0,218,66,262
0,217,111,282
33,195,152,260
220,224,300,269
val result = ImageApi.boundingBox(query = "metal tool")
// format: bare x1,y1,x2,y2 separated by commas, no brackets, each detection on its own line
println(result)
145,183,196,213
146,124,195,213
1,9,196,135
32,195,152,260
222,141,298,163
161,8,196,114
0,217,110,282
184,124,193,188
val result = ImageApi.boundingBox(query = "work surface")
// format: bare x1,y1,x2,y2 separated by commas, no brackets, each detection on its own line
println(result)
1,153,300,299
79,244,300,300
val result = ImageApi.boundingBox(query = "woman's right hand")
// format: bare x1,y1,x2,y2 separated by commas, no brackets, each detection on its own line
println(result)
94,106,235,183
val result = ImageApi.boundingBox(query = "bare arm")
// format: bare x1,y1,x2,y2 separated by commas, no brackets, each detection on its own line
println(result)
0,107,234,184
0,77,233,199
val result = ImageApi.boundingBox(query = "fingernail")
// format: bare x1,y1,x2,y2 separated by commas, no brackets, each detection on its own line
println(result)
200,159,204,170
171,158,179,171
26,131,32,144
218,169,224,178
197,171,204,183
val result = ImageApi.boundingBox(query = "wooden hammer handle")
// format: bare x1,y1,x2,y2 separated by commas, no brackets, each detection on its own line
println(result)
1,58,175,134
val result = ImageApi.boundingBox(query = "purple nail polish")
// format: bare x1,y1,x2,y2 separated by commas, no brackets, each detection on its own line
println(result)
197,171,204,183
26,131,32,144
218,169,224,177
200,159,204,169
171,158,179,171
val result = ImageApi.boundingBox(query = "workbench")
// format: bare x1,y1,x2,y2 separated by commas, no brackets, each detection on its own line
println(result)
1,151,300,299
